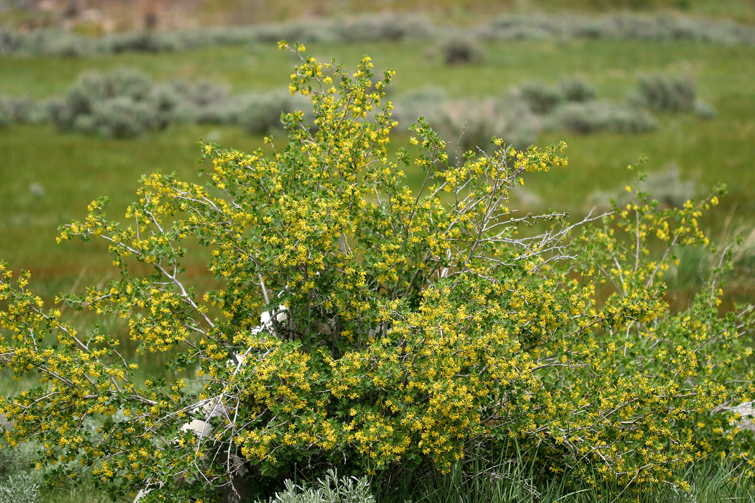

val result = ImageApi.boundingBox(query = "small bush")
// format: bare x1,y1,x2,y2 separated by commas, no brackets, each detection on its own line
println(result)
104,31,181,54
0,472,39,503
392,87,450,131
52,68,165,137
237,90,312,136
479,12,755,45
51,68,242,137
434,97,540,153
0,443,35,481
589,163,697,211
156,80,231,124
0,441,40,503
558,76,597,102
258,470,374,503
438,33,485,65
89,96,161,138
394,89,540,151
517,81,564,115
0,96,47,126
46,67,314,137
553,100,658,134
336,13,435,43
636,74,697,112
2,13,755,58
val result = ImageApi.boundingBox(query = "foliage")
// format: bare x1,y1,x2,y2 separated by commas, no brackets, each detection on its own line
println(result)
393,89,540,152
0,440,40,503
558,76,596,103
634,74,697,112
258,470,374,503
0,45,754,503
517,81,564,115
0,13,436,58
478,12,755,44
236,90,312,136
46,67,311,138
1,12,755,59
0,440,34,481
516,77,597,118
437,34,486,66
0,472,39,503
589,163,697,210
50,68,169,138
0,64,712,144
156,80,231,124
335,13,435,43
0,95,47,127
430,97,540,153
392,87,449,130
0,101,10,128
693,99,717,120
552,100,658,134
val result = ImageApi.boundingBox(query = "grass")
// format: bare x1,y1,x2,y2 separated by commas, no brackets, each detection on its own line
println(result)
2,440,752,502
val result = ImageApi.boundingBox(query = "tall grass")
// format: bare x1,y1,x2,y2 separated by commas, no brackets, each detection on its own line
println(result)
1,436,752,503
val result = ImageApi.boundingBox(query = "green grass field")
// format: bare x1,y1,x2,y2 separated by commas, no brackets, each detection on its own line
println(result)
2,38,754,278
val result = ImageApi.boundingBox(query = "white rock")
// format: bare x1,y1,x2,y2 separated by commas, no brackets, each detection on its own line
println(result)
260,305,287,327
720,401,755,432
181,419,212,439
202,398,230,419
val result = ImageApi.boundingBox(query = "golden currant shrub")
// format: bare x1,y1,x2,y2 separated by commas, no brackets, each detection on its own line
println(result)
0,43,753,501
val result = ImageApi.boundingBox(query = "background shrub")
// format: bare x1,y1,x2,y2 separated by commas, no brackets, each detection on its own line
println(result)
0,96,48,126
392,86,450,130
236,89,312,135
1,12,754,58
336,13,435,42
45,67,314,138
103,31,182,54
0,66,711,141
552,100,658,133
90,95,162,138
434,97,541,152
558,75,597,102
0,100,12,128
635,73,697,112
0,440,39,503
516,81,564,114
437,33,486,65
394,89,540,152
589,163,697,210
0,442,35,481
155,80,231,124
51,68,165,137
478,12,755,45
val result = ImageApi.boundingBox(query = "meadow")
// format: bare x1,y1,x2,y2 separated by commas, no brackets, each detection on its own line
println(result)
3,38,755,274
1,9,755,503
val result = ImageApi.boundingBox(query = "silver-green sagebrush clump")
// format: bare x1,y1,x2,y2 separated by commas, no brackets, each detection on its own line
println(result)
0,43,754,502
